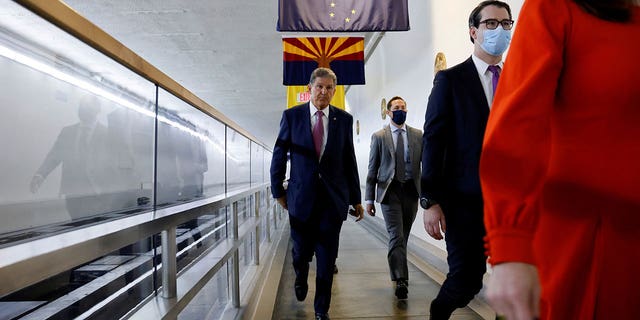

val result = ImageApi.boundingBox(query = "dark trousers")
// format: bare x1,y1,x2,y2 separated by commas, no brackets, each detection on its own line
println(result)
289,189,343,314
380,179,418,281
431,194,487,319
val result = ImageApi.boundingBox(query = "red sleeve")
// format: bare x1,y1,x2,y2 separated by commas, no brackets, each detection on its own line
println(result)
480,0,570,265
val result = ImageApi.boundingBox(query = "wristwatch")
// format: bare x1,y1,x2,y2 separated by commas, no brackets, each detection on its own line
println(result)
420,197,437,210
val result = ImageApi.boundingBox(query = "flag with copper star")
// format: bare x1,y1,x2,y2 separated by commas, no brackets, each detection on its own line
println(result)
277,0,409,32
283,37,365,85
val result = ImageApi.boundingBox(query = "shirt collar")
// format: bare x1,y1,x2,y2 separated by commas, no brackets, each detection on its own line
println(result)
391,123,406,132
309,102,329,118
471,54,504,76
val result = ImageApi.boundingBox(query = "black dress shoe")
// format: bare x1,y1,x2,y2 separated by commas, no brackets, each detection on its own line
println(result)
429,298,455,320
315,313,330,320
294,280,308,301
395,279,408,299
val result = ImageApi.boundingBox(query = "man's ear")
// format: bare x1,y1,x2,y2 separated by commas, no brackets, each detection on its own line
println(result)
469,27,478,43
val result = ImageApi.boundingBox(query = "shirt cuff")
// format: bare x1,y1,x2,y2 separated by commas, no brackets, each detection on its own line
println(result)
485,228,536,265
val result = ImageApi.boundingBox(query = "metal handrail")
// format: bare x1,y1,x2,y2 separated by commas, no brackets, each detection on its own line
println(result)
122,187,284,319
0,184,271,298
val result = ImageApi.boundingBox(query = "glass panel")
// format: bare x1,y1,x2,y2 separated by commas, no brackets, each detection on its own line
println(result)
264,150,272,185
0,235,157,319
238,237,249,280
176,207,228,271
226,129,250,193
250,142,265,186
178,260,229,320
0,2,155,240
156,89,225,207
237,198,250,225
260,192,269,243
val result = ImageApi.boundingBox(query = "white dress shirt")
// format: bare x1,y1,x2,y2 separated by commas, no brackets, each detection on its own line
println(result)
472,54,504,108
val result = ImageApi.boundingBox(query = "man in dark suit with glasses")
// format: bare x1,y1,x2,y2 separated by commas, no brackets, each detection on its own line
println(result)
420,1,514,319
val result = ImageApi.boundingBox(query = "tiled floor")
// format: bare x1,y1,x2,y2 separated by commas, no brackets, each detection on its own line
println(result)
272,220,483,319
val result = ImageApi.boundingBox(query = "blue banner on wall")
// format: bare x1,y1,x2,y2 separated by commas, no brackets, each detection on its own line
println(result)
277,0,409,32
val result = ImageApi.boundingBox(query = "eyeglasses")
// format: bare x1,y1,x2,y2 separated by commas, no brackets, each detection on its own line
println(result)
479,19,514,30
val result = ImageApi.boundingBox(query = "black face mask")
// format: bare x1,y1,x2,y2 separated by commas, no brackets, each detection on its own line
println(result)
391,110,406,125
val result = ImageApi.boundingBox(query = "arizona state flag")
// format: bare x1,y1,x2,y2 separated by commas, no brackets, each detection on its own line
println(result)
283,37,365,85
278,0,409,32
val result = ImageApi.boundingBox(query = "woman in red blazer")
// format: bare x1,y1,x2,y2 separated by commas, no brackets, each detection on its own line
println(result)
480,0,640,319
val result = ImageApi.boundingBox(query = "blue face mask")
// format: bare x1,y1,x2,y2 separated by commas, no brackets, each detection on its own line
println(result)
480,27,511,56
391,110,407,125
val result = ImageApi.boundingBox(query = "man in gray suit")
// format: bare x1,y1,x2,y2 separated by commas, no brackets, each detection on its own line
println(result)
365,96,422,299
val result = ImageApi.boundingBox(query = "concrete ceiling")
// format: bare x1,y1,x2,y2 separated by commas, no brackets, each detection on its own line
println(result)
62,0,289,147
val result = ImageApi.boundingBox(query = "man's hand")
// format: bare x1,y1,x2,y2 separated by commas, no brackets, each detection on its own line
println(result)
423,205,446,240
365,203,376,216
350,204,365,222
487,262,540,320
275,196,287,210
30,174,44,193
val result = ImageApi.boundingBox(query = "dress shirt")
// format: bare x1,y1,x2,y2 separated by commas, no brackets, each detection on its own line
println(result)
472,54,504,108
309,102,328,158
365,124,412,205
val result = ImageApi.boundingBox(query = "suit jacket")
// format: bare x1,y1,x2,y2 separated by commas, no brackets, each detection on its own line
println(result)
421,57,490,202
36,123,111,196
365,124,422,203
270,103,361,221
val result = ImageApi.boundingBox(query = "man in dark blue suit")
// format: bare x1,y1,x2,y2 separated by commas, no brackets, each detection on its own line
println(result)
420,1,514,319
271,67,364,320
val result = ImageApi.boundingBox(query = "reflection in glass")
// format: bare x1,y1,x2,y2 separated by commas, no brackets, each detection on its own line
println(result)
176,208,228,269
30,96,112,219
156,89,225,207
0,27,155,232
178,260,229,319
250,142,265,186
1,235,157,319
226,129,250,192
264,150,272,190
0,2,276,318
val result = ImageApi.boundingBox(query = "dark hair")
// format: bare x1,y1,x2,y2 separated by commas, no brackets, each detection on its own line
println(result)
573,0,633,22
309,67,337,85
387,96,405,110
468,1,513,43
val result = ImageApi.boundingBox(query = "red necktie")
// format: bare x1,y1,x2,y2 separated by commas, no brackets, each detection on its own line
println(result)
313,110,324,158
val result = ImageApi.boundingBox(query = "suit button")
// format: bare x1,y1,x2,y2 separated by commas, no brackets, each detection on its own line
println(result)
318,173,322,179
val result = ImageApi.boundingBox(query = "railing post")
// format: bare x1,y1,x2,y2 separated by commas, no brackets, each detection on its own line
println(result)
231,201,240,308
265,191,271,242
254,191,260,265
272,198,278,230
161,227,177,298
